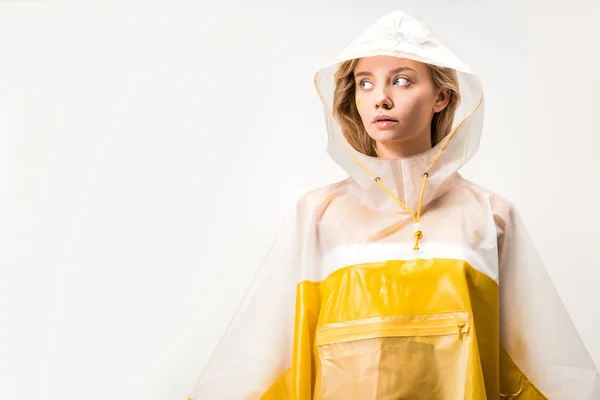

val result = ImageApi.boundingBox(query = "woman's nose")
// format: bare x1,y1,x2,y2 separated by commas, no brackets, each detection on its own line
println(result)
374,87,392,109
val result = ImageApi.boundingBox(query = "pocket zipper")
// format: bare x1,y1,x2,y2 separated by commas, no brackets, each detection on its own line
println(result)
316,316,470,346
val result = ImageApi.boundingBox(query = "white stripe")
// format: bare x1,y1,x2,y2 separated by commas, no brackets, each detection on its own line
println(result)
321,242,498,283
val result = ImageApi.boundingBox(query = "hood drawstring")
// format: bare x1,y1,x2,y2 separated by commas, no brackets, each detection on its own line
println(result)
374,172,429,250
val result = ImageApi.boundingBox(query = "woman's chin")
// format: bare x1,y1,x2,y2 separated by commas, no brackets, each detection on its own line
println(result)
368,129,411,142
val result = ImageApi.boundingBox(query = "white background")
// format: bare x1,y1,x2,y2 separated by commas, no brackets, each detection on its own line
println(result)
1,1,599,399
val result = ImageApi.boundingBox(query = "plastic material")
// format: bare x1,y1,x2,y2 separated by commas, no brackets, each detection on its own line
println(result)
187,10,599,399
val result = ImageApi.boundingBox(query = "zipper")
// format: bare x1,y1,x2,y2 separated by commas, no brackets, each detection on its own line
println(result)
458,322,467,340
316,316,470,347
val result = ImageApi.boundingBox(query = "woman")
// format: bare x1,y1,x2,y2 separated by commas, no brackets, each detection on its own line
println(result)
187,10,599,399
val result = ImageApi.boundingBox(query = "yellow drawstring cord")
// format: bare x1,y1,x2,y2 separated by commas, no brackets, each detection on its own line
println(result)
375,171,429,250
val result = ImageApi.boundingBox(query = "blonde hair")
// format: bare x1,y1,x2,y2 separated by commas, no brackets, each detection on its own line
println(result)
332,58,461,157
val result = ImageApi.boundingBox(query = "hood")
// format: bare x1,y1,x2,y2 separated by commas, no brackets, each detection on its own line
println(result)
313,10,484,218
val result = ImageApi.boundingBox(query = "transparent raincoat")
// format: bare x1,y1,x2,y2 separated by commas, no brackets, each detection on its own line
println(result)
187,10,600,399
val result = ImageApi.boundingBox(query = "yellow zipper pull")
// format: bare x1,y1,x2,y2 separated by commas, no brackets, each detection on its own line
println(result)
458,323,466,340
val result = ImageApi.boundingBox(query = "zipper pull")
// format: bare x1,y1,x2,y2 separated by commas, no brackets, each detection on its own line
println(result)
458,323,466,340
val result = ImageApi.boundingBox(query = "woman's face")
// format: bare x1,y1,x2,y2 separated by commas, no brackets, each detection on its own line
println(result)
354,56,448,147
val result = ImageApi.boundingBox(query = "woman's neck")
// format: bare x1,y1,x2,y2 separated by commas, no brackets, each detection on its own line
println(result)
375,127,433,159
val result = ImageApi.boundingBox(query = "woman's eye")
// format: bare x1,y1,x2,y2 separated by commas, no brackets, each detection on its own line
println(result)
359,80,373,89
394,76,410,86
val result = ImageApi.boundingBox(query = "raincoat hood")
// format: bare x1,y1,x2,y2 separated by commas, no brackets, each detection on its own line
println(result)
314,10,484,214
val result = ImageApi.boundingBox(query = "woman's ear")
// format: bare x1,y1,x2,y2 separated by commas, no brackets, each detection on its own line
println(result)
433,88,450,113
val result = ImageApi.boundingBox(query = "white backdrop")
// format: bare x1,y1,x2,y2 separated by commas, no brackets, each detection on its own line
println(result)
1,1,599,399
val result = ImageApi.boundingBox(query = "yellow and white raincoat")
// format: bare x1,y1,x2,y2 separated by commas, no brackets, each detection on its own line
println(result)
187,10,600,399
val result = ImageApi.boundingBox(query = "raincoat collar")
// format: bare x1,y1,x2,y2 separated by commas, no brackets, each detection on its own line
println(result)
313,10,484,215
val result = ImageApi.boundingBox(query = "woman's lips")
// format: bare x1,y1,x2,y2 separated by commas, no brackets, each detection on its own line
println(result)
374,120,398,129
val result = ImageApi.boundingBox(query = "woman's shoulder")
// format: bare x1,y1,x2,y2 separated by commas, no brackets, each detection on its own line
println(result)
296,177,353,210
455,175,517,220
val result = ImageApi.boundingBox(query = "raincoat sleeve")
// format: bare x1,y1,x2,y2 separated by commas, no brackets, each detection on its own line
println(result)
186,197,306,400
496,199,600,398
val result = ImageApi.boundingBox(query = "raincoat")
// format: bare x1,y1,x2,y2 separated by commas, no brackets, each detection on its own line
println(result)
187,10,600,399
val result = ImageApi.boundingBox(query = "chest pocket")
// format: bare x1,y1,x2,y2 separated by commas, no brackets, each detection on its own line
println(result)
314,311,471,400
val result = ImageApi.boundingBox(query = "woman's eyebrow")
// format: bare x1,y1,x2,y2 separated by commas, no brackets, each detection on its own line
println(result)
355,66,416,78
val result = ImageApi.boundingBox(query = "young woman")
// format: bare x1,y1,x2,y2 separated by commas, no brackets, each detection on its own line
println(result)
187,10,599,399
